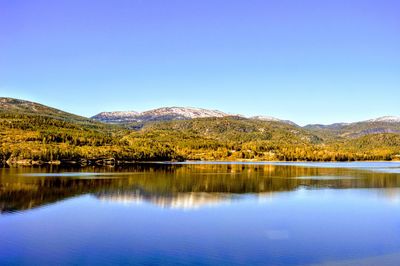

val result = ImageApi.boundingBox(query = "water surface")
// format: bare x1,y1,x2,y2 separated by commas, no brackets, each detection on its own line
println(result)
1,162,400,265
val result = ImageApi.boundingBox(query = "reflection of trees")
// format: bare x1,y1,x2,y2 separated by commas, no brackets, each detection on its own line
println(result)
1,164,400,213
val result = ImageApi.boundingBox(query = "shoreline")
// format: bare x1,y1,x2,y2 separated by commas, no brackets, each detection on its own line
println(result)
2,158,399,168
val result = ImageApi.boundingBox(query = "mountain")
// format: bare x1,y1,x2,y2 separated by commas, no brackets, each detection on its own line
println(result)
304,123,350,131
251,115,298,126
1,97,400,165
0,97,98,126
92,107,229,123
92,111,139,123
306,116,400,138
139,116,320,144
366,116,400,123
0,97,182,165
92,107,297,125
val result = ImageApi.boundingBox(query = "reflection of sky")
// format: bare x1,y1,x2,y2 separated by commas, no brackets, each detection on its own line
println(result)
1,189,400,265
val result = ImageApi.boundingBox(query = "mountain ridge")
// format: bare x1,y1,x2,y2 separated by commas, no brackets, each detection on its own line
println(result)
305,116,400,138
1,97,399,130
1,97,400,164
92,106,297,125
92,106,229,123
0,97,101,126
93,106,400,132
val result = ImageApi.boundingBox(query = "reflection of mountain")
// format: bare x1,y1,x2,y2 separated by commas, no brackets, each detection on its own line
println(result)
1,163,400,213
97,191,234,209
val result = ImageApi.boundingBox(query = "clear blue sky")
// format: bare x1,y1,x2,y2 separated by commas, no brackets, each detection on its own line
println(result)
1,0,399,125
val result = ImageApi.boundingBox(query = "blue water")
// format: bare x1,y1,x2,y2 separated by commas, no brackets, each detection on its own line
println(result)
1,162,400,265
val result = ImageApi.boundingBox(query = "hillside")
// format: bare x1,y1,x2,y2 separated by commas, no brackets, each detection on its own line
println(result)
0,97,97,126
0,98,181,165
122,117,400,161
1,97,400,165
306,117,400,139
140,117,318,144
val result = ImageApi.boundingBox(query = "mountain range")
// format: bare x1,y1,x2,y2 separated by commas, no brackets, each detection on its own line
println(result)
1,97,400,165
2,97,400,139
91,106,400,132
91,105,400,138
92,107,230,123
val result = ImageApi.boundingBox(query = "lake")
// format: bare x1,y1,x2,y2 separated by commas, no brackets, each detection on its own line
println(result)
1,162,400,265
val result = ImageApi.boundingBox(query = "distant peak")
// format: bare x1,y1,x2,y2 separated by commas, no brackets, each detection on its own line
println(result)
251,115,281,122
91,106,230,123
366,116,400,123
251,115,297,126
94,111,139,117
140,106,228,118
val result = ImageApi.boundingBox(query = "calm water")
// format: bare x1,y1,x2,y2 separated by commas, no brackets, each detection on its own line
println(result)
1,162,400,265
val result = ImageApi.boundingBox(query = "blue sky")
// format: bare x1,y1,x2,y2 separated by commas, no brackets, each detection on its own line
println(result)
0,0,399,125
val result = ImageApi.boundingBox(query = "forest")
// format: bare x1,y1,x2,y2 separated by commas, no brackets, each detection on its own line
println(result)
1,108,400,166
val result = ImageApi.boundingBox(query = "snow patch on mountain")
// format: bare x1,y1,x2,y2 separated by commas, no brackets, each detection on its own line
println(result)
251,116,297,126
140,107,228,119
92,107,230,123
92,107,299,125
366,116,400,123
94,111,139,118
251,115,282,122
92,111,140,123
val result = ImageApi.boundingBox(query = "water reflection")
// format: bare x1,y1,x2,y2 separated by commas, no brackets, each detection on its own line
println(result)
97,191,235,209
1,163,400,213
